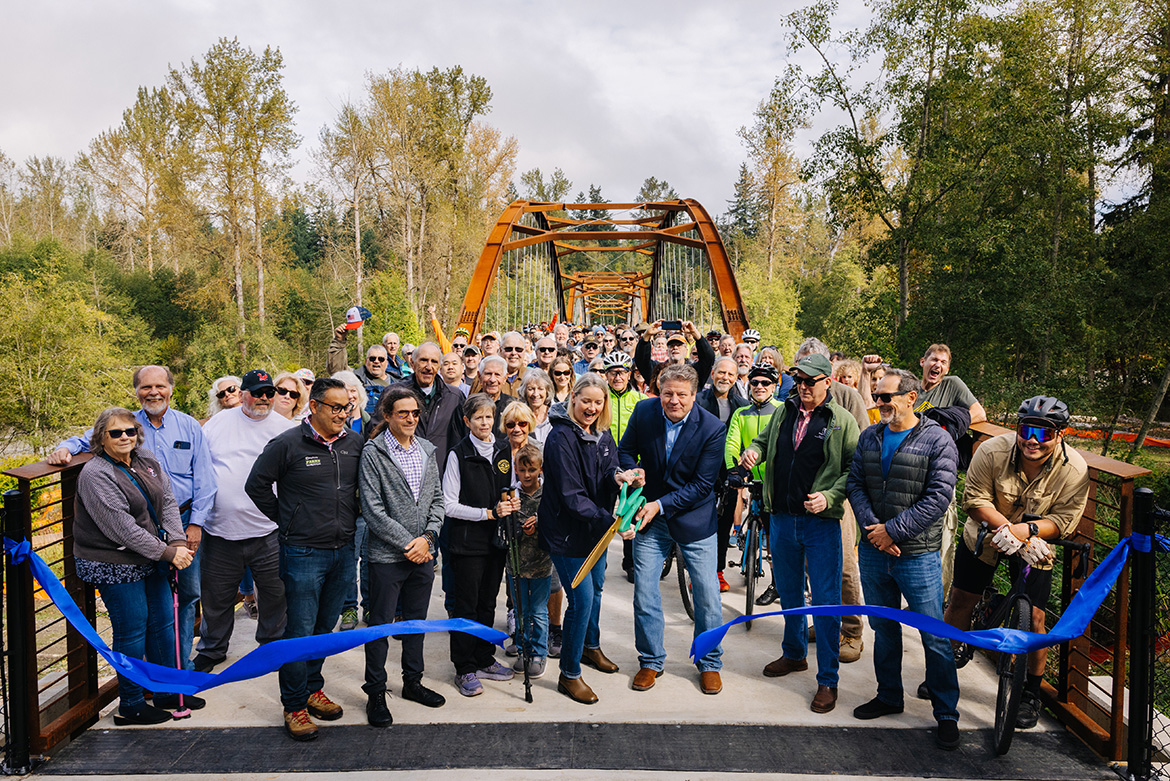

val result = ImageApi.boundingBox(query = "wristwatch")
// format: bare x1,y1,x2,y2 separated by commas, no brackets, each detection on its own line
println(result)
1027,522,1040,538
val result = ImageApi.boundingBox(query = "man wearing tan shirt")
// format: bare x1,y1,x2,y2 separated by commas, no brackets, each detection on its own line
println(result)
944,395,1089,731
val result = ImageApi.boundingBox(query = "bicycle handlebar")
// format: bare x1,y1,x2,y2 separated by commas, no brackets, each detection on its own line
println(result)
972,518,1091,580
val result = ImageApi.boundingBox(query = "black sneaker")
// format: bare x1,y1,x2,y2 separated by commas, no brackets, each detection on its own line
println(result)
852,697,904,720
916,681,930,700
401,680,445,708
114,702,175,726
154,693,206,710
936,719,960,751
755,584,778,606
366,691,393,727
1016,691,1041,729
953,642,970,669
192,654,222,674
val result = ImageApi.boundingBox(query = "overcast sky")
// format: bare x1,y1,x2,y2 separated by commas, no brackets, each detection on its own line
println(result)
0,1,874,215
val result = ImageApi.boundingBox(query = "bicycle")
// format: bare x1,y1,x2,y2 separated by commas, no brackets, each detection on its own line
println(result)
959,517,1091,755
665,544,694,621
728,468,768,629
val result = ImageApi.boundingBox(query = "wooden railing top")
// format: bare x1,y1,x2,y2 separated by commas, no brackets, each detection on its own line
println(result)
970,421,1151,480
3,452,93,482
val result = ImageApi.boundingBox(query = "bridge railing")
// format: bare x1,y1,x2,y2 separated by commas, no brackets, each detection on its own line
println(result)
970,421,1150,761
2,454,116,768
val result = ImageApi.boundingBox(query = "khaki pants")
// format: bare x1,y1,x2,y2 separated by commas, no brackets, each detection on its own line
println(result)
840,501,863,639
940,499,959,597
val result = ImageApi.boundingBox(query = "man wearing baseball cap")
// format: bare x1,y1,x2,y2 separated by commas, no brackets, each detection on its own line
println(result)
739,354,860,715
634,320,715,392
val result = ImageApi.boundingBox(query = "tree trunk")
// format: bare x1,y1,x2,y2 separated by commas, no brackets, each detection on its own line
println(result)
254,191,265,326
1102,357,1131,456
897,234,909,327
1128,358,1170,461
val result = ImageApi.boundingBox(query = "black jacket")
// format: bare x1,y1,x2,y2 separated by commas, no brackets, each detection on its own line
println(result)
696,386,748,429
245,421,365,549
634,335,716,390
395,375,462,464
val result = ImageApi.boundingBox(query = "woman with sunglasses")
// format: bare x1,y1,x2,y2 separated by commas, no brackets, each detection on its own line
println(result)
74,407,197,725
549,353,576,405
206,375,242,420
272,372,310,421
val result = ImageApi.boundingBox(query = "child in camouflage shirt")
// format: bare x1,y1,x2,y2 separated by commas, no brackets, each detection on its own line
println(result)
511,443,551,677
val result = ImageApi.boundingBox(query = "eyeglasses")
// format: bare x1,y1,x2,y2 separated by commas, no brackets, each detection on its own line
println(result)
538,346,556,353
318,401,356,416
393,408,421,419
276,387,300,400
1019,423,1058,443
106,427,136,439
505,420,530,430
553,370,573,377
367,355,387,363
793,375,825,387
744,338,760,344
215,385,238,399
749,379,775,388
502,346,524,353
873,390,911,404
250,387,277,399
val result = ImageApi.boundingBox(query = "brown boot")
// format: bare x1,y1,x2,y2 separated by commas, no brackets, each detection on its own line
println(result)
811,685,838,713
700,670,722,695
557,674,598,704
581,647,619,674
284,709,318,741
763,656,808,677
631,667,662,691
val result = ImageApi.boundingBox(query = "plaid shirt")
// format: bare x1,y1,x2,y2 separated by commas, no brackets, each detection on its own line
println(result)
384,431,425,501
307,421,347,450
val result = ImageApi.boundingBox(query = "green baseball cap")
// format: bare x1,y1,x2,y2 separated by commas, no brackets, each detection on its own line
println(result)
794,354,833,379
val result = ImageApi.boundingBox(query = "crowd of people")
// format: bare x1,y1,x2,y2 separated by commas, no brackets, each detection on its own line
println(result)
49,308,1089,751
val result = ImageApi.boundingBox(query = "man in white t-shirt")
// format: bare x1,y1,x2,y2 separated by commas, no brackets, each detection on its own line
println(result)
192,369,296,673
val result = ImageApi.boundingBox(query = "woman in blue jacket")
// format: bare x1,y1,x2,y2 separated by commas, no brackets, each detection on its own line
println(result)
539,373,640,704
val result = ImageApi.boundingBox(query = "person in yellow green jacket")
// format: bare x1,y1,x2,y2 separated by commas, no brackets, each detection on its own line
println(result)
723,364,781,604
603,351,646,581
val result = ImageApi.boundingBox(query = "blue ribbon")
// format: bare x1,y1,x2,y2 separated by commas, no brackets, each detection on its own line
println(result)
691,534,1143,662
4,538,507,696
1130,532,1170,553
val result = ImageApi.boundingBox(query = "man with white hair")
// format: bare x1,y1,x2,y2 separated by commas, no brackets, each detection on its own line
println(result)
382,332,408,381
553,323,570,349
446,355,516,447
499,331,529,396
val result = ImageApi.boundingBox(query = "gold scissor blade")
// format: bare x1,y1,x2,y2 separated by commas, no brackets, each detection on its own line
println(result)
571,517,621,589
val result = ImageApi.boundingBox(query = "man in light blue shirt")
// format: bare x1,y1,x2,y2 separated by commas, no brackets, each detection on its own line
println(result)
50,365,216,675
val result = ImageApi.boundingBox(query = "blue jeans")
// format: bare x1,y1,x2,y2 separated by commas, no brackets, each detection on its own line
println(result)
177,514,199,671
97,563,176,710
550,555,605,679
238,566,254,596
632,521,723,672
516,575,552,659
770,512,842,687
859,544,959,722
342,515,369,613
278,542,355,712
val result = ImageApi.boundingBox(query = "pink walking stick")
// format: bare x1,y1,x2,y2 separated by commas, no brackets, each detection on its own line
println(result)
168,565,191,719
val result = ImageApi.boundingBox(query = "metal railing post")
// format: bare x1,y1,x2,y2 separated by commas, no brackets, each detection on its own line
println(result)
3,488,32,775
1127,488,1155,781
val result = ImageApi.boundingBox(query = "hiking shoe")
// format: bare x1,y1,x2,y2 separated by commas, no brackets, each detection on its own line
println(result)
515,656,546,678
192,654,222,674
839,636,863,664
917,681,931,700
755,584,778,606
455,672,483,697
366,691,392,728
476,660,515,681
936,719,960,751
242,594,258,620
284,709,318,741
1017,691,1041,729
113,702,174,726
307,690,343,721
549,625,563,659
339,608,358,631
505,639,520,657
717,571,730,592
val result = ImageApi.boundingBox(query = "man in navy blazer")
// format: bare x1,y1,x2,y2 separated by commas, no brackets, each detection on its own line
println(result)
618,363,728,695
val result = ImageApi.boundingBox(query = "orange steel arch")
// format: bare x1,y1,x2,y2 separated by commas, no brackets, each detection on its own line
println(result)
456,199,749,338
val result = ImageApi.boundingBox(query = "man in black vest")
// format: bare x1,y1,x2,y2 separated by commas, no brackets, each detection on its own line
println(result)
396,342,461,465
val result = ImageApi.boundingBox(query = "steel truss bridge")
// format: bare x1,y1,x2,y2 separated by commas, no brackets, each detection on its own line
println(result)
456,199,750,338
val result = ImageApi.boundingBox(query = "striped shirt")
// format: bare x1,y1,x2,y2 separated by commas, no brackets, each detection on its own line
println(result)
385,431,426,501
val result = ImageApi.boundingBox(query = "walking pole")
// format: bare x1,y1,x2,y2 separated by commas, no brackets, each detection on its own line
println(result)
167,566,192,719
501,489,533,703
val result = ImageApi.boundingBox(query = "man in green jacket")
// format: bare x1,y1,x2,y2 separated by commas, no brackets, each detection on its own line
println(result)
740,354,860,715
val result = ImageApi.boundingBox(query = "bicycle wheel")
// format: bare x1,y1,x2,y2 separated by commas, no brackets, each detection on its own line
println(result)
676,548,695,621
992,595,1032,755
744,524,760,629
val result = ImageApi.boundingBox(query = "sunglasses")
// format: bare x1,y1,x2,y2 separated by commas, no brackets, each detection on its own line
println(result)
620,335,636,341
393,408,421,419
538,346,556,353
553,370,573,377
793,375,825,387
276,387,300,400
452,342,467,350
215,385,238,399
744,338,760,344
250,387,277,399
106,427,137,439
505,420,530,429
1019,423,1058,443
367,355,387,363
873,390,911,404
749,379,775,388
502,346,524,353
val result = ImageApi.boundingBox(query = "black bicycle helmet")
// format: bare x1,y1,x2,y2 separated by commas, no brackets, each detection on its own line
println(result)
1017,395,1070,428
748,364,780,383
